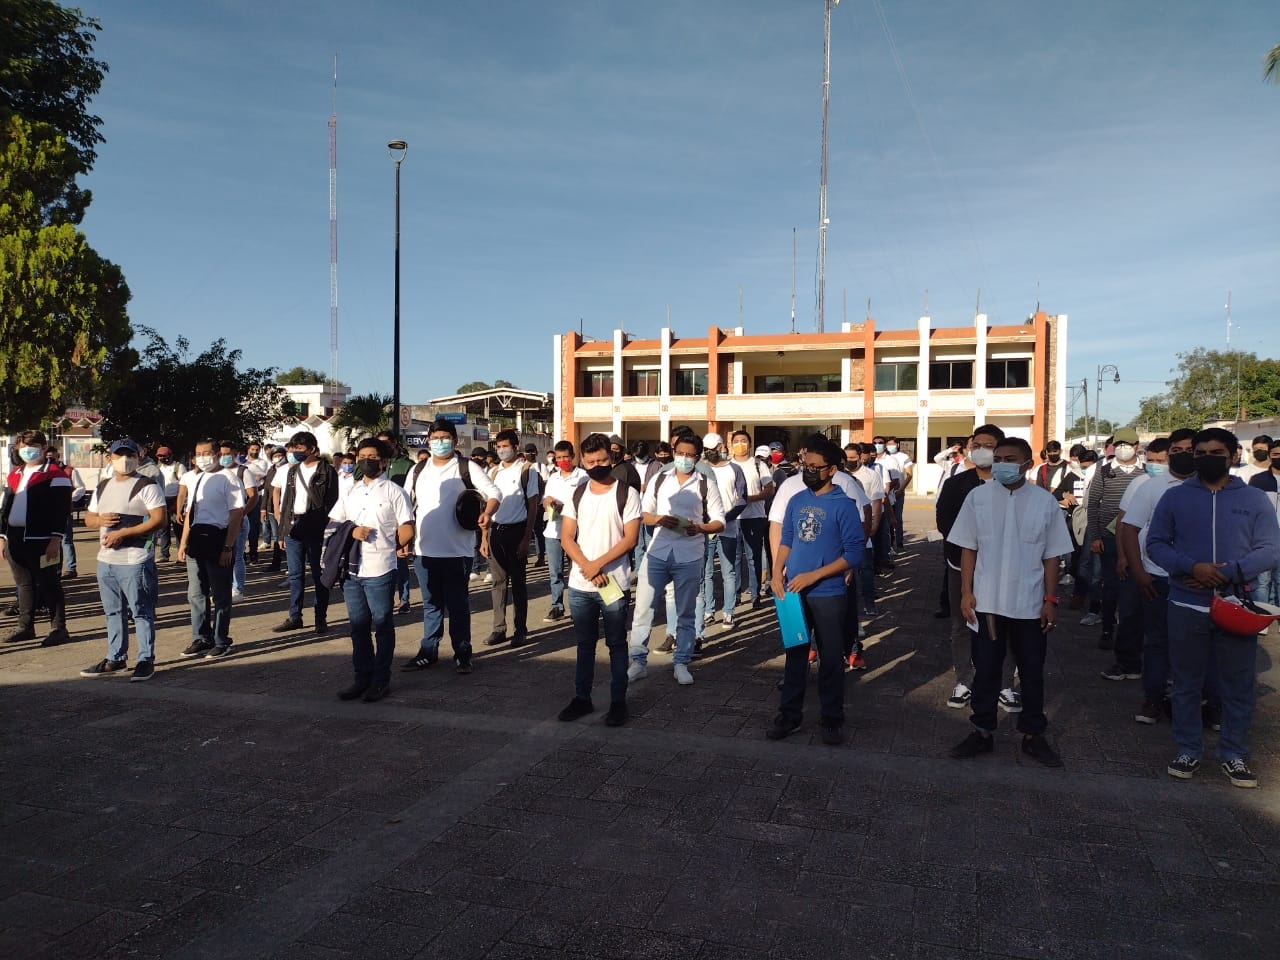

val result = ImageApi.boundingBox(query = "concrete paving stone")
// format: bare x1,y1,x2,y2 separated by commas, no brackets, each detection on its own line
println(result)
979,921,1115,960
270,944,355,960
563,919,636,960
411,902,521,960
360,920,433,960
107,888,251,957
503,915,578,950
0,890,103,936
298,912,385,952
910,943,981,960
30,908,159,960
694,942,769,960
857,856,977,895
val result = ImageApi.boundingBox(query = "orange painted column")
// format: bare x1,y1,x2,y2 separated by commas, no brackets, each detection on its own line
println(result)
706,327,720,431
1031,311,1047,455
862,319,877,441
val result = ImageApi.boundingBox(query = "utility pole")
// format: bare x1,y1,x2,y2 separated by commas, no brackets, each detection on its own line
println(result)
816,0,840,332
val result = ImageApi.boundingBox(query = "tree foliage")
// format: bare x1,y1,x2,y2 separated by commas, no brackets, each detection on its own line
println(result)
1066,416,1114,440
329,393,391,447
0,109,131,431
1266,42,1280,84
454,378,514,394
1129,348,1280,432
276,365,345,386
99,328,286,457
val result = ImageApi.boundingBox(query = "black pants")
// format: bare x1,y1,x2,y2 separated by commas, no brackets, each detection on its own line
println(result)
779,593,847,724
246,509,262,562
489,523,529,636
532,507,546,560
5,529,65,634
970,614,1047,736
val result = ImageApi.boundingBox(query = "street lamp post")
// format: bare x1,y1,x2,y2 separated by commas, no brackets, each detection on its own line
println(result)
388,139,408,440
1095,364,1119,449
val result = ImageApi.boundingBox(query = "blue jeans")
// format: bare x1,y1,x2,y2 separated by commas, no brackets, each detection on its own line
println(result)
62,516,77,572
232,519,249,594
344,571,396,685
645,552,702,665
1257,567,1280,607
416,555,472,662
393,555,411,604
1168,604,1255,762
98,559,157,662
568,587,630,703
632,524,652,574
546,537,567,613
285,534,329,622
892,496,905,547
186,554,232,643
1141,577,1170,701
703,535,738,619
737,518,768,600
1099,536,1143,668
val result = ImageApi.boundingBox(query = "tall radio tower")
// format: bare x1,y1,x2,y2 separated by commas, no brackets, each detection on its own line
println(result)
328,56,340,382
816,0,839,332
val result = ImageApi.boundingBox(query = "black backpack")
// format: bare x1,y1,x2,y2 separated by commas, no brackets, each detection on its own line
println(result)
651,470,710,524
571,478,631,520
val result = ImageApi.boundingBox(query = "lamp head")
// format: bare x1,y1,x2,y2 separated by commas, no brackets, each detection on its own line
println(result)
387,139,408,161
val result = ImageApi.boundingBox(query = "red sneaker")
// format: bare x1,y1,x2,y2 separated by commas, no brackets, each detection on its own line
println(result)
848,652,867,671
808,647,818,664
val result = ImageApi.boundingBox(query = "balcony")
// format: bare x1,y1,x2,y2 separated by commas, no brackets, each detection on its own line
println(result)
719,392,864,421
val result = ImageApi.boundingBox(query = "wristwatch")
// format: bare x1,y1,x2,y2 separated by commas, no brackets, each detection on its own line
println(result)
1043,596,1059,605
222,545,233,553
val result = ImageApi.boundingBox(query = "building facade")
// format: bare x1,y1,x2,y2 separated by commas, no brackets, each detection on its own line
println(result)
553,312,1067,493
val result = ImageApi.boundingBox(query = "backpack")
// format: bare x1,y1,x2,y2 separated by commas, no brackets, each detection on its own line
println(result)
571,478,631,521
92,476,158,549
652,470,710,524
407,452,474,509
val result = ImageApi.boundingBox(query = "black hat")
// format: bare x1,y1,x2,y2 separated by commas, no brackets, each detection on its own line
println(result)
454,490,486,531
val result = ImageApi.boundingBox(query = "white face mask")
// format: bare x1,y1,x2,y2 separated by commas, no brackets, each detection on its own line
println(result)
496,447,517,463
1114,443,1136,461
195,455,216,471
112,457,138,475
968,447,995,469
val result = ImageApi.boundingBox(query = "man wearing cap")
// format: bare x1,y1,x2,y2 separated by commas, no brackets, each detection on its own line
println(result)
79,440,167,681
154,445,184,562
1086,426,1145,655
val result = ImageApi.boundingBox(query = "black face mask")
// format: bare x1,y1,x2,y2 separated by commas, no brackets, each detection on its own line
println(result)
1193,454,1229,483
704,450,722,464
1254,449,1269,463
586,464,614,483
1047,454,1061,464
1168,451,1195,476
802,467,827,491
360,460,382,479
1271,456,1280,470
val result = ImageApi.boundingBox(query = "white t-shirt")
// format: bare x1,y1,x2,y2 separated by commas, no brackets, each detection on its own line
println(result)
337,471,356,501
88,475,166,566
1119,472,1185,577
732,457,773,521
409,456,502,558
708,461,744,538
272,461,320,516
1233,462,1265,482
158,462,185,499
180,469,245,529
948,481,1074,620
562,482,643,593
491,461,541,525
328,475,414,579
769,470,869,525
853,464,886,503
543,468,588,540
641,470,727,565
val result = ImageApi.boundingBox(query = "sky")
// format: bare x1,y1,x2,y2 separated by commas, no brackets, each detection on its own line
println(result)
77,0,1280,428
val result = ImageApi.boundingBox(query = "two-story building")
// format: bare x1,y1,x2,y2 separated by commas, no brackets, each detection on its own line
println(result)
553,311,1067,493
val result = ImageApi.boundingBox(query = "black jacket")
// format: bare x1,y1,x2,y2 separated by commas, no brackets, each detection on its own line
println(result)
277,459,339,540
935,467,983,569
1,463,72,542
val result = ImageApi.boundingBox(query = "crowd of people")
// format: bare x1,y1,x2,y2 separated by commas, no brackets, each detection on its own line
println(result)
2,420,1277,781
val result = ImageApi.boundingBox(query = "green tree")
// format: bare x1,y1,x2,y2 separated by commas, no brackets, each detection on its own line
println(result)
1266,42,1280,84
0,109,131,430
453,378,515,394
329,392,391,447
1067,416,1113,440
1130,348,1280,431
276,365,345,386
99,328,286,457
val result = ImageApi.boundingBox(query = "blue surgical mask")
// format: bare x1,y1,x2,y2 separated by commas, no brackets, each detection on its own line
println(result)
874,443,885,454
1145,462,1169,479
341,463,354,475
286,451,302,465
991,462,1024,486
17,446,41,463
428,438,453,458
673,455,696,474
219,454,235,468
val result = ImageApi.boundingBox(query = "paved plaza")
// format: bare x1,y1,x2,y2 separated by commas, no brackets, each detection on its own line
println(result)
1,501,1278,959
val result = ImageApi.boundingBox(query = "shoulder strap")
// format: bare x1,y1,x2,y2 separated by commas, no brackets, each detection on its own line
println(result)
94,478,109,504
570,479,630,521
187,472,207,521
455,453,474,490
521,461,535,498
130,477,151,502
572,481,588,512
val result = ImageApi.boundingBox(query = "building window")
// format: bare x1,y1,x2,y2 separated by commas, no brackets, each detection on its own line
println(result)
928,361,973,390
673,369,708,395
751,374,841,393
582,370,613,397
626,370,660,397
986,358,1030,389
294,402,310,417
873,363,918,392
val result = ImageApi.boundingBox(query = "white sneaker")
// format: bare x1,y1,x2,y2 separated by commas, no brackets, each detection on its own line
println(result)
702,612,714,626
998,688,1022,713
482,572,493,584
468,572,479,582
947,683,971,709
1080,612,1102,626
673,663,694,685
627,662,648,682
722,613,734,629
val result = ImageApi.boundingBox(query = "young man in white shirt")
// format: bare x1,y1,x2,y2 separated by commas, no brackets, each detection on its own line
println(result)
629,433,726,685
483,429,544,647
557,433,643,726
271,431,340,634
876,435,914,549
948,437,1073,767
330,437,415,703
155,445,184,563
731,432,775,608
701,432,746,629
219,439,257,600
848,443,886,618
401,419,501,674
177,438,246,658
541,440,587,623
79,438,167,681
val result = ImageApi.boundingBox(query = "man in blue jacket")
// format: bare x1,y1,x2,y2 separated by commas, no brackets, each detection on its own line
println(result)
1147,428,1280,789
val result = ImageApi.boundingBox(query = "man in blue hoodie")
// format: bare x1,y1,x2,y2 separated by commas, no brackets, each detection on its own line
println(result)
1147,428,1280,789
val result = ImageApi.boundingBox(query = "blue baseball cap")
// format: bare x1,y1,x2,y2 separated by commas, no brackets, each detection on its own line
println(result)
108,438,140,455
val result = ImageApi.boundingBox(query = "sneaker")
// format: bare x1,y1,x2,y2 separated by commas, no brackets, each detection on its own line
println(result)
41,627,71,647
1134,699,1162,724
468,572,479,582
396,601,411,615
1167,755,1200,779
362,683,390,703
947,684,972,709
1021,735,1062,767
949,731,993,759
862,605,877,618
673,663,694,686
1101,663,1141,681
314,619,329,636
690,640,704,660
482,632,508,647
543,608,565,623
1202,701,1222,732
400,651,439,671
4,627,37,644
847,652,867,671
765,714,802,741
337,681,370,701
230,591,244,601
658,635,676,653
808,647,818,664
626,662,648,682
1079,612,1102,627
998,689,1022,714
482,572,493,584
605,702,628,727
558,697,595,722
455,657,473,675
61,569,78,580
130,660,155,682
272,617,304,634
80,658,128,678
703,612,714,626
1220,759,1258,789
181,639,214,658
820,720,844,746
510,632,532,648
204,644,232,659
721,613,734,629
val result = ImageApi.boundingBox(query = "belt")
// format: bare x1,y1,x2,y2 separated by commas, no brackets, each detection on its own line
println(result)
491,522,526,531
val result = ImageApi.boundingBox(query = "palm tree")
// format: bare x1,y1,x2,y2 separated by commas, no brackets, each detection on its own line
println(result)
329,392,392,447
1266,43,1280,84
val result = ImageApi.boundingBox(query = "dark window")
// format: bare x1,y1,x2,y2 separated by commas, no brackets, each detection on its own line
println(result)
752,373,842,393
582,370,613,397
928,361,974,390
626,370,660,397
986,358,1030,389
672,369,708,395
873,363,918,392
294,402,310,417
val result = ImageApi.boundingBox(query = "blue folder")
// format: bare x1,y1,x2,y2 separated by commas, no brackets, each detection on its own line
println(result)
774,591,811,648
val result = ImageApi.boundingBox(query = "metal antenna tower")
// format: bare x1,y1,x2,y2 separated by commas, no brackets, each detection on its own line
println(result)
816,0,839,332
328,56,340,382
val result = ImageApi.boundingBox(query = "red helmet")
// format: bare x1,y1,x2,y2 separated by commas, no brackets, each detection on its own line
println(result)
1209,594,1280,636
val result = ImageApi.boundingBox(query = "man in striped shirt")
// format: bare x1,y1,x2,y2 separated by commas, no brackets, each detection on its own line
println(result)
1086,427,1145,655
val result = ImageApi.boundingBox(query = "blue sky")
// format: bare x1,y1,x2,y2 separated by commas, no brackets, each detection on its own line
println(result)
79,0,1280,427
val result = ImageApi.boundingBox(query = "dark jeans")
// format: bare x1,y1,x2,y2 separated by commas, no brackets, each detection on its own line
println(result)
532,507,546,560
970,614,1047,736
891,496,905,547
416,555,472,661
738,518,769,599
186,553,232,642
778,593,847,724
5,530,66,633
489,523,529,636
393,555,411,604
1168,604,1254,762
345,571,395,685
285,534,329,622
1099,536,1143,661
843,574,860,657
246,509,262,561
1140,576,1170,701
568,587,630,704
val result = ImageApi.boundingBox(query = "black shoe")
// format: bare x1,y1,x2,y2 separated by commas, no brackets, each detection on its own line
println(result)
1167,754,1200,779
5,601,21,616
130,660,155,682
509,632,531,648
204,644,232,659
272,617,304,633
765,714,802,741
1134,699,1162,724
362,683,391,703
313,619,329,636
400,651,438,671
605,702,628,727
62,570,78,580
820,720,844,746
41,627,72,647
455,657,473,675
482,632,507,647
1097,633,1114,650
658,635,676,653
534,556,546,567
181,638,215,658
950,731,994,759
558,697,595,722
396,601,411,615
1021,735,1062,768
80,658,128,678
2,627,36,644
690,640,704,660
338,681,370,701
542,608,565,623
1220,759,1258,789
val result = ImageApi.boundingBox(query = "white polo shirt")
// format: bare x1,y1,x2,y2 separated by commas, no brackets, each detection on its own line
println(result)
180,469,245,530
491,461,542,526
409,456,502,558
328,474,414,579
641,469,726,565
731,457,773,521
707,460,744,539
543,467,588,540
1119,472,1185,577
562,482,643,592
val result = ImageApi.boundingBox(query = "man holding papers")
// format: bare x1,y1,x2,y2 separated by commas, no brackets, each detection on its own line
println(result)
557,433,643,726
768,438,865,746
